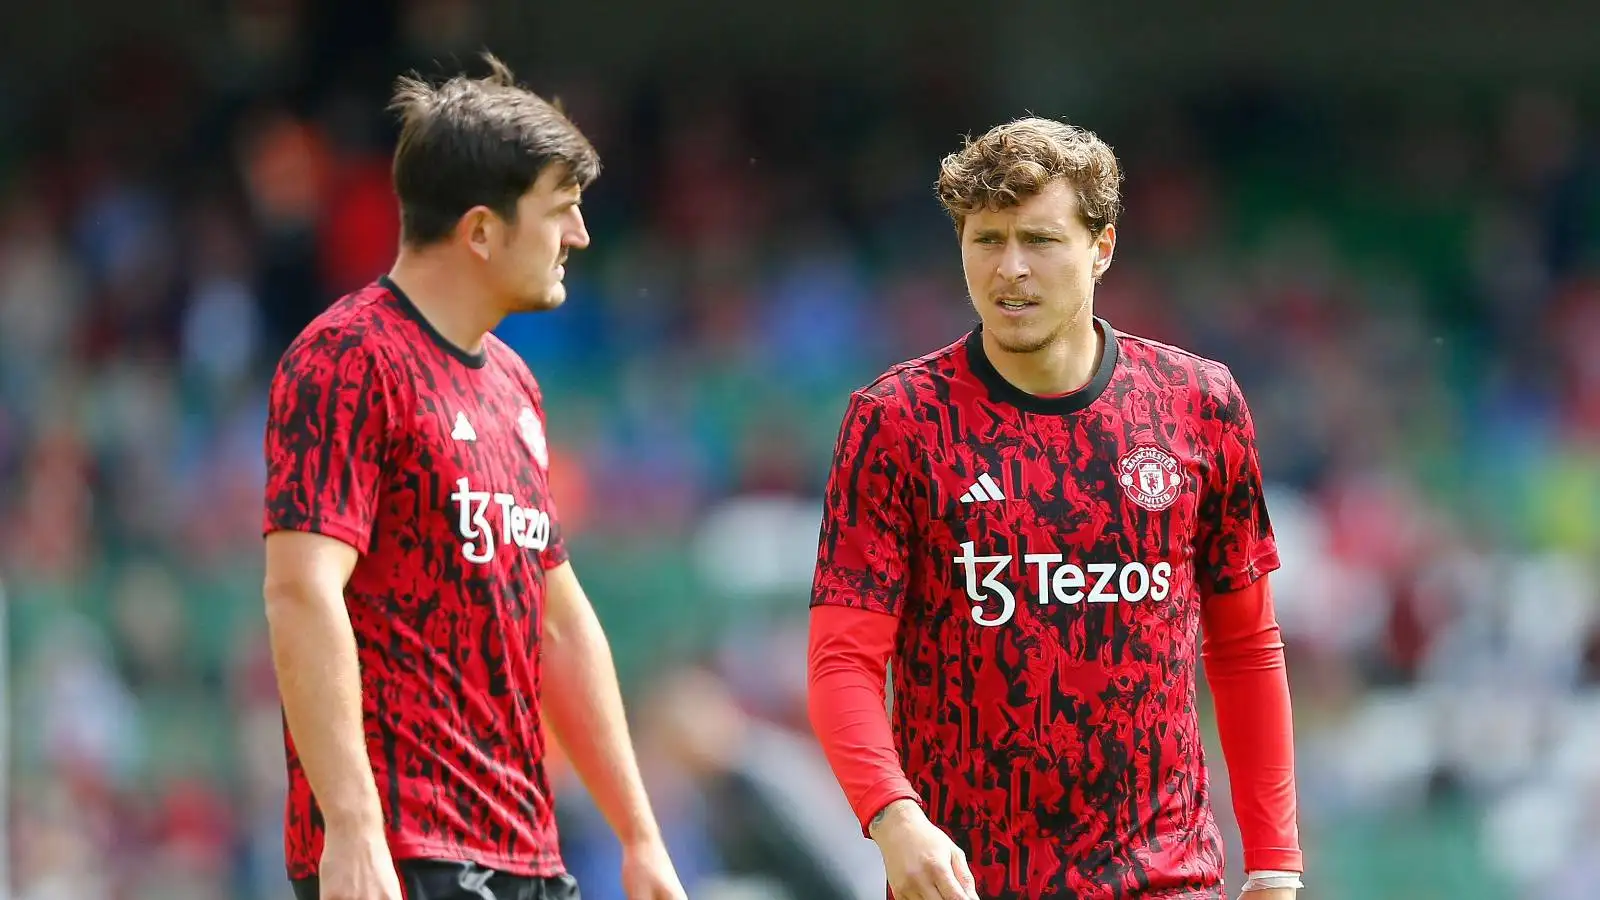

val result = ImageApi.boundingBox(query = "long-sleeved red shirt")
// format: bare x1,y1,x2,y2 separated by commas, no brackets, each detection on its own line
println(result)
808,575,1302,873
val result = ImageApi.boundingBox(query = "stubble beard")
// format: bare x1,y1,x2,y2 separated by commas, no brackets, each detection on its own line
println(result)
982,289,1093,355
512,281,564,314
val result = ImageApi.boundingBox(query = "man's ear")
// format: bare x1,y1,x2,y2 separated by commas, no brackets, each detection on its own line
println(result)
457,206,498,261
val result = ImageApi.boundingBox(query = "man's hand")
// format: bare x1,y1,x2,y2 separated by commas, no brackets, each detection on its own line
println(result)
1240,888,1297,900
869,799,980,900
316,823,403,900
620,838,688,900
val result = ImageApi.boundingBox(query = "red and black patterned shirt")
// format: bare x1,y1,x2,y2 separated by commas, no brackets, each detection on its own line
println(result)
264,276,568,879
811,319,1280,899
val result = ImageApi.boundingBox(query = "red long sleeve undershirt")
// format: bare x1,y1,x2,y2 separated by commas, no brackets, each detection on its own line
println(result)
1198,576,1303,872
806,576,1302,872
806,605,918,838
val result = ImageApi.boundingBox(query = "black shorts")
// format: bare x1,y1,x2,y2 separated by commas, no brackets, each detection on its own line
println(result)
291,859,581,900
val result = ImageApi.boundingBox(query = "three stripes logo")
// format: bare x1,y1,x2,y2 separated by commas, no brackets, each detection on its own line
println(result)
959,473,1007,504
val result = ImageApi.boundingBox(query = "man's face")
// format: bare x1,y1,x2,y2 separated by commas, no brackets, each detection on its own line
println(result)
491,164,590,313
960,179,1115,354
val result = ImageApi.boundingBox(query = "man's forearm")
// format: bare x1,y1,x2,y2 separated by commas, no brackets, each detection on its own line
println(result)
1201,578,1302,874
264,584,384,831
541,575,660,847
807,605,921,835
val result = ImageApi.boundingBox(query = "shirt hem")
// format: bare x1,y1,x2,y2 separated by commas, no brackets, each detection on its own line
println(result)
1205,547,1283,596
264,516,371,556
289,838,567,880
391,838,567,877
540,546,570,570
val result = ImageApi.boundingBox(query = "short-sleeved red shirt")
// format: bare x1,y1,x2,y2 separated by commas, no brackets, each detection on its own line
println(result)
264,276,568,878
811,320,1279,898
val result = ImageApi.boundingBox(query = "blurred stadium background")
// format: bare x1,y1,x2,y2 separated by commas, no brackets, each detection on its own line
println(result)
3,1,1600,898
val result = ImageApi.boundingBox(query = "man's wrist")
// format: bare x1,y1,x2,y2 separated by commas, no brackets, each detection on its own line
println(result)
321,798,386,835
867,798,921,838
616,820,665,850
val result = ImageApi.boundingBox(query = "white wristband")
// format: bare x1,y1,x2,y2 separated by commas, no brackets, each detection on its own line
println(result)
1241,870,1303,891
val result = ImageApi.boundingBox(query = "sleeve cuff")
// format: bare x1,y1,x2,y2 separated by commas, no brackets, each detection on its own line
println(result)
1243,848,1303,873
540,543,570,570
263,516,371,555
859,786,923,838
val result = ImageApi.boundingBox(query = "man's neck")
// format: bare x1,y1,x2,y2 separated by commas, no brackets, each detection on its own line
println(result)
982,316,1103,398
386,252,503,356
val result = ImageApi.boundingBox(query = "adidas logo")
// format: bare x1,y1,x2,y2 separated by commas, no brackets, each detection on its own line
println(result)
959,473,1007,503
451,411,477,442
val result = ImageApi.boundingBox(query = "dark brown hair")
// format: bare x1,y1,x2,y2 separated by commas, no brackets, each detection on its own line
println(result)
389,53,601,246
936,116,1122,235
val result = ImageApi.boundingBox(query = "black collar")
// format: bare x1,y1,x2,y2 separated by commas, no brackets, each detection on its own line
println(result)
379,274,488,369
964,317,1119,415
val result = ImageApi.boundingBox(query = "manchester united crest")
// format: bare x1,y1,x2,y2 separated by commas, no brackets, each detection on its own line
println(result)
1117,444,1184,511
518,407,549,469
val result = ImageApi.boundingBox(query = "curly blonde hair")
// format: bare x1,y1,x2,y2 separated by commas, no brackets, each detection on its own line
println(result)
936,117,1123,235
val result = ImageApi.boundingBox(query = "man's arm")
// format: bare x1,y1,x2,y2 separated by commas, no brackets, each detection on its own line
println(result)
806,604,920,834
259,330,397,893
539,560,662,848
1201,575,1303,884
807,389,979,900
1197,372,1301,893
263,530,382,832
809,603,977,900
806,388,921,832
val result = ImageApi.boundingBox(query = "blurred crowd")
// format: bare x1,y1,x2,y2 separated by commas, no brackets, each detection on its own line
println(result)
2,6,1600,900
